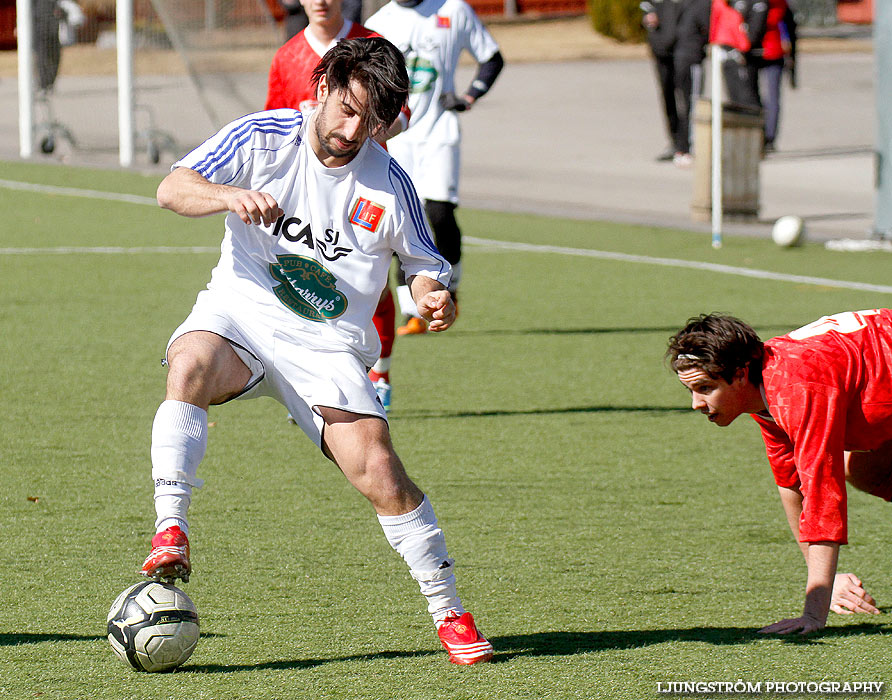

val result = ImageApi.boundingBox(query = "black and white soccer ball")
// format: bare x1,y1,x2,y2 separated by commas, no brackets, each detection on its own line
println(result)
107,580,199,672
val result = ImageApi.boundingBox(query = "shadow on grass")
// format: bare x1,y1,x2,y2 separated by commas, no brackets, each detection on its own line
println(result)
446,325,795,338
447,326,683,337
395,405,690,420
183,624,892,672
488,624,892,660
0,632,106,645
0,631,224,646
186,649,436,674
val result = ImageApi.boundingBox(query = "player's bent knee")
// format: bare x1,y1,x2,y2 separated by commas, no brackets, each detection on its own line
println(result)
165,332,251,405
354,455,421,511
844,447,892,499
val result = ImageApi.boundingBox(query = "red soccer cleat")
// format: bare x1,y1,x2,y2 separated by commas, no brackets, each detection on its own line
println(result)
436,612,493,665
141,525,191,583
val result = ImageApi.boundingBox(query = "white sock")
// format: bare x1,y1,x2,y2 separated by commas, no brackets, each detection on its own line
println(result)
396,285,422,319
151,400,207,534
371,356,391,374
155,501,190,535
378,496,464,621
448,261,462,295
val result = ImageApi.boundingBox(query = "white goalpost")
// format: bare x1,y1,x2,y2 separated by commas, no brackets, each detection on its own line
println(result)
117,0,134,167
16,0,135,163
710,44,725,249
16,0,34,158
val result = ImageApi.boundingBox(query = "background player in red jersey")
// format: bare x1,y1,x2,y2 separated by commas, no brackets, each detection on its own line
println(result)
665,310,892,635
266,1,408,411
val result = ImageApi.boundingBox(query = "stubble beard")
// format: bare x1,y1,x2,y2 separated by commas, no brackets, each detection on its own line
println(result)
313,108,361,161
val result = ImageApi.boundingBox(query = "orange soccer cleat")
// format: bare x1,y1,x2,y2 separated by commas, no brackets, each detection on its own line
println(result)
397,317,428,336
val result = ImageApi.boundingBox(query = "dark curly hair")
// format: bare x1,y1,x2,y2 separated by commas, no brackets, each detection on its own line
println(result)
666,313,765,385
311,37,409,138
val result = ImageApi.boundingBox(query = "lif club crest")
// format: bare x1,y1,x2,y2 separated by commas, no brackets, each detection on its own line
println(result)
270,255,348,322
350,197,385,232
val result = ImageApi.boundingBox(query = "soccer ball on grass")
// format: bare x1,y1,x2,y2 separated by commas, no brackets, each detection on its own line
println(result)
107,580,199,672
771,215,805,247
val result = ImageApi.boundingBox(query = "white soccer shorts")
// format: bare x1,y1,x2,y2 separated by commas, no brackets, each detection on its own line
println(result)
387,138,460,205
166,290,387,448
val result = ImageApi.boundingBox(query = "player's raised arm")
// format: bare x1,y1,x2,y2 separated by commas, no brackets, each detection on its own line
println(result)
157,166,283,226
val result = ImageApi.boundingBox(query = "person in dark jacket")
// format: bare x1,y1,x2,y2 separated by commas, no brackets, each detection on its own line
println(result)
641,0,684,162
673,0,711,164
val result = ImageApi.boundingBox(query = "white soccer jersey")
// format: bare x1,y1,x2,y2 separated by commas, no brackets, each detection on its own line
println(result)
366,0,499,148
173,109,451,367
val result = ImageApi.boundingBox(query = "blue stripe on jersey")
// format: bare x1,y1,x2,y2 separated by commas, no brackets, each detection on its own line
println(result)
192,112,303,181
193,112,301,174
387,160,442,261
193,113,301,179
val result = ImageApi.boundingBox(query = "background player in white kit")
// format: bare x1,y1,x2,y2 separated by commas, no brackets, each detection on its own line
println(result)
140,37,493,665
366,0,504,334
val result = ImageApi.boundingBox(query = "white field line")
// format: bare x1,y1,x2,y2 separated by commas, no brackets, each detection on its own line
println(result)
0,246,219,255
464,236,892,295
1,179,889,294
0,178,158,206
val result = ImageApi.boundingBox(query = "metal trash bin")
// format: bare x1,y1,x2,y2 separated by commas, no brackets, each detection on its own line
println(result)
691,99,764,221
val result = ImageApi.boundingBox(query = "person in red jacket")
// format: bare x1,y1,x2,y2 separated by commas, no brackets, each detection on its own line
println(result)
266,0,408,411
710,0,768,110
667,311,891,635
757,0,797,151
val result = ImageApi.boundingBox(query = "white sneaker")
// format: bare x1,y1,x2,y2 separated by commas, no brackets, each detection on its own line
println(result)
673,152,693,169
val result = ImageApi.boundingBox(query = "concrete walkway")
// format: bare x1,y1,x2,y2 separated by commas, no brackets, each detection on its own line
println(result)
0,46,878,243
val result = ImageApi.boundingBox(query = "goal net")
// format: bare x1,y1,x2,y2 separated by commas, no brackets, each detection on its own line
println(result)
141,0,282,127
19,0,285,166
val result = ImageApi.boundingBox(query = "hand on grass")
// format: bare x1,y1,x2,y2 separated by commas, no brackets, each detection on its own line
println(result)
758,614,826,636
831,573,879,615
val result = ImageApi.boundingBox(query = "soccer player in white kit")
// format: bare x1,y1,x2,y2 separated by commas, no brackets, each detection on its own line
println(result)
265,0,410,412
141,38,493,665
366,0,503,334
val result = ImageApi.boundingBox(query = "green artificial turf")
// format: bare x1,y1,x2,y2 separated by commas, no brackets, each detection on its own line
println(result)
2,160,892,699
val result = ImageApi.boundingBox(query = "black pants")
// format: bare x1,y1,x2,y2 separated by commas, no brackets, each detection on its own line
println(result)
652,52,679,149
759,60,784,145
673,57,698,154
33,0,61,91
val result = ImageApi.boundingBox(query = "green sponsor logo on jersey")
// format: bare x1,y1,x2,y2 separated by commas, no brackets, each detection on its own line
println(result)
270,255,348,322
406,55,437,94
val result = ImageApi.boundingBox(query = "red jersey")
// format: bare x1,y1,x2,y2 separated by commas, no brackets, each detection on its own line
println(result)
265,22,378,111
752,309,892,544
